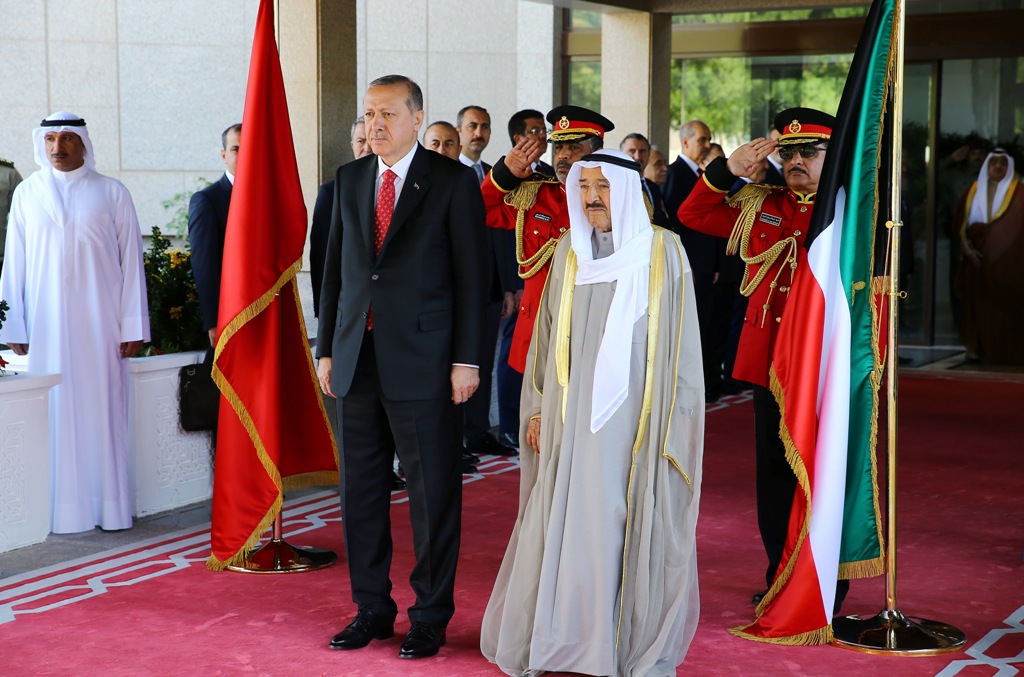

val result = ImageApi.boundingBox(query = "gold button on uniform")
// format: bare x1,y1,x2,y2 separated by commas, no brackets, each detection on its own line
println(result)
559,227,566,233
800,206,808,213
775,316,782,323
533,229,539,235
794,230,802,236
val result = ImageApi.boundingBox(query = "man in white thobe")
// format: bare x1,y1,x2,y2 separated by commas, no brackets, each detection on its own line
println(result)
0,112,150,534
481,149,705,677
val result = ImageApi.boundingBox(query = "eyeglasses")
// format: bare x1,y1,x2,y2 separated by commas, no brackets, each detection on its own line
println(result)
524,127,546,137
778,145,827,161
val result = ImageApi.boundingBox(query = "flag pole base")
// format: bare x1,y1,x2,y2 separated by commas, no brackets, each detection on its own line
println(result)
225,538,337,574
831,608,966,655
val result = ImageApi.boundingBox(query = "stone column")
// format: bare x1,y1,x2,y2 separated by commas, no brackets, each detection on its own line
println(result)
599,11,671,152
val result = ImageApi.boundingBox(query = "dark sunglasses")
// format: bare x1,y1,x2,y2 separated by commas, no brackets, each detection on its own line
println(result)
778,145,827,161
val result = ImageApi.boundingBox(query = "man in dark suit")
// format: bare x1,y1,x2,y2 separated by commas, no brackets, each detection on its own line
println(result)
310,116,371,319
619,132,669,228
507,108,555,177
455,105,517,458
316,75,487,660
188,123,240,346
664,119,721,398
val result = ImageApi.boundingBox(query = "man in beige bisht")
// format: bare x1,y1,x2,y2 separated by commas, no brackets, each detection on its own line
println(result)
481,148,704,677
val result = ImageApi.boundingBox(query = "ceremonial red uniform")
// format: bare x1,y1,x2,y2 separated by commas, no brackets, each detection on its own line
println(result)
482,161,569,373
678,157,814,388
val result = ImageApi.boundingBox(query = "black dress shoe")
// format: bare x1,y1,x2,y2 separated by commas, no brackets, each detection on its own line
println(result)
469,434,517,456
391,472,407,491
399,622,446,659
329,610,395,650
462,449,481,464
752,589,768,605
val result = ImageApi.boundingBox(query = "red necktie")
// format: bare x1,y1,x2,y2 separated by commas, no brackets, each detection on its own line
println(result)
375,169,397,254
368,170,397,330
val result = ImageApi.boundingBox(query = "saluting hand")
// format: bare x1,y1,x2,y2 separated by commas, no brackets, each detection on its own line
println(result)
505,137,545,179
727,137,777,178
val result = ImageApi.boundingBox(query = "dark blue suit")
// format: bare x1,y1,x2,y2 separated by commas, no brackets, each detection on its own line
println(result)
665,157,722,396
309,179,334,318
187,174,232,331
465,161,516,447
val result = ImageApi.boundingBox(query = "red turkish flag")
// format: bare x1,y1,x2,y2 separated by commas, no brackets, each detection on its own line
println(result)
206,0,338,570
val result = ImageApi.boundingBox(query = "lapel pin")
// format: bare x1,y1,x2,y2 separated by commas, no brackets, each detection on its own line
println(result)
413,182,420,190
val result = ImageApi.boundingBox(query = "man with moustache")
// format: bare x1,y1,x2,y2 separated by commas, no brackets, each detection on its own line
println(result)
189,123,240,346
316,75,486,659
664,119,723,399
678,107,848,611
620,132,669,227
423,121,462,160
457,105,492,183
481,149,704,676
482,105,614,377
645,147,669,187
0,112,149,534
453,105,518,459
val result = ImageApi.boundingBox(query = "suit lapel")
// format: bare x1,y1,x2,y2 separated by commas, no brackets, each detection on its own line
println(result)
378,145,430,259
358,157,377,257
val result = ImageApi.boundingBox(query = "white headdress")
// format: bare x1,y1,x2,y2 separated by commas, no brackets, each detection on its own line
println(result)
33,111,95,171
967,149,1016,226
565,148,654,432
31,111,96,226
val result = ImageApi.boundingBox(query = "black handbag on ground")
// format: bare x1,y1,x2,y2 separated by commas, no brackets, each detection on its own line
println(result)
178,349,219,432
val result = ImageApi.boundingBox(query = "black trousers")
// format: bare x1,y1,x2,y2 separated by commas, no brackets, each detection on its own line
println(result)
337,332,463,627
752,384,797,588
463,299,502,445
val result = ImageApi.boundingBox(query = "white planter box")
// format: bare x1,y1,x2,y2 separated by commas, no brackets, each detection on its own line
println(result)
128,351,214,517
0,365,60,554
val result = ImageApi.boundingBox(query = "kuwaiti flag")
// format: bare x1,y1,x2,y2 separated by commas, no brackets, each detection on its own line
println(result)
732,0,894,644
207,0,339,570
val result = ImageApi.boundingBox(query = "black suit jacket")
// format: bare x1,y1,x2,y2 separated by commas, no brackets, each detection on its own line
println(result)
309,179,334,317
643,177,670,228
535,159,555,177
664,157,717,277
765,160,786,187
476,161,519,302
187,173,232,330
316,145,487,401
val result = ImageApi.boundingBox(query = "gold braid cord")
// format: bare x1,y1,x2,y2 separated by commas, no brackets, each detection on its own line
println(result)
506,179,561,279
555,247,578,422
726,185,799,327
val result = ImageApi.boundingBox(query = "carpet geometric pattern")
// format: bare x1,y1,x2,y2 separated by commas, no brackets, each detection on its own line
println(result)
1,376,1021,676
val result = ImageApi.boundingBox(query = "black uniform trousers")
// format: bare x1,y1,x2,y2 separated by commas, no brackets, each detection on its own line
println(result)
753,383,850,611
338,332,463,627
752,384,796,588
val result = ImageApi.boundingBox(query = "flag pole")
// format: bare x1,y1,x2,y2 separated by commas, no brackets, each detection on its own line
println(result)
225,287,338,574
832,0,965,653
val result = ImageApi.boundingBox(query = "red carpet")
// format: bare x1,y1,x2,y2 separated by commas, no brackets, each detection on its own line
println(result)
1,375,1021,676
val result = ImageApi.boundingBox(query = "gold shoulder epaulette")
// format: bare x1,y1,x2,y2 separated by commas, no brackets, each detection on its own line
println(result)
0,157,14,168
726,182,783,207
